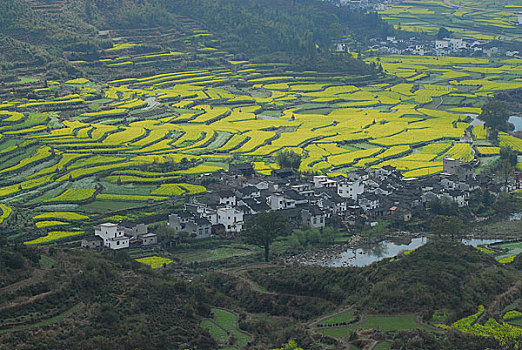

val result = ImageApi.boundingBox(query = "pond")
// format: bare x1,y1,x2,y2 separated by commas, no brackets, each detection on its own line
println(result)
326,237,503,267
509,212,522,221
468,115,522,132
508,116,522,132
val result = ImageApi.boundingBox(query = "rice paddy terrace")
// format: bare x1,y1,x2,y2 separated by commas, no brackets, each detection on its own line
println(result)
1,14,522,246
378,0,522,42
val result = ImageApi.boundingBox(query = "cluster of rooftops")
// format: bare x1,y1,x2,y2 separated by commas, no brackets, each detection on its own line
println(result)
83,157,520,250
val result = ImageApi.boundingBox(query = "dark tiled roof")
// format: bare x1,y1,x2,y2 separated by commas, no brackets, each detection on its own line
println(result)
218,190,235,198
119,220,138,228
306,206,324,216
239,186,259,195
177,211,195,219
195,217,211,226
284,190,306,201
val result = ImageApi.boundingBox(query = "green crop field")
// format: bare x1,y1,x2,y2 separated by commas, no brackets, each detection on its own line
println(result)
491,241,522,264
319,315,430,338
201,308,252,349
176,247,257,264
317,310,355,327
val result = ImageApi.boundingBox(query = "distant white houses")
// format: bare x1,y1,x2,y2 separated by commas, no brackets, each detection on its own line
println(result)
301,206,326,229
435,39,449,50
168,212,212,239
83,222,157,250
336,43,350,52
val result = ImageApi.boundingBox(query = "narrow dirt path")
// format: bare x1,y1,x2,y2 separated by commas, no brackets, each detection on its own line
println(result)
221,263,332,302
0,269,46,295
308,307,355,327
0,303,82,334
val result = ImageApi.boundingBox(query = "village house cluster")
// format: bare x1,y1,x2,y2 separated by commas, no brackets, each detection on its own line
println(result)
83,155,521,250
336,36,520,58
82,221,157,250
379,36,518,58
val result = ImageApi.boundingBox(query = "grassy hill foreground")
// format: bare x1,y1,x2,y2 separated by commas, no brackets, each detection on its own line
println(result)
1,240,520,349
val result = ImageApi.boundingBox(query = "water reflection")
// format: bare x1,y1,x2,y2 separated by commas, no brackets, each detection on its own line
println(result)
328,237,501,267
359,242,388,258
509,213,521,221
508,116,522,132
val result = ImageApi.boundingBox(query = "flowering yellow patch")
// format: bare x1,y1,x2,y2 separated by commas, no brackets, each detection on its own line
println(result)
45,189,96,202
0,204,12,224
24,231,84,245
33,212,89,221
135,256,173,269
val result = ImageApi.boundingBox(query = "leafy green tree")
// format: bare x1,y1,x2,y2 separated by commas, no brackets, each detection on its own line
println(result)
498,158,515,191
428,197,458,216
289,227,335,247
321,226,336,244
495,145,517,192
479,101,509,140
270,340,303,350
430,215,464,238
243,211,291,262
494,192,515,216
499,146,518,168
276,150,302,170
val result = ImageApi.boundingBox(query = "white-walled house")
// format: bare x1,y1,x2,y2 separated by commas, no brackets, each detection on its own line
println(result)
218,190,236,206
168,212,212,239
217,206,244,233
119,221,148,238
435,39,449,49
94,223,129,249
301,206,326,229
448,38,466,49
358,194,379,212
266,193,296,210
337,179,364,200
313,175,337,188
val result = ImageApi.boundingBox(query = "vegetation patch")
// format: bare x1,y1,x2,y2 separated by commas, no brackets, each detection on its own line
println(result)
33,212,89,221
135,256,173,268
319,315,429,338
45,189,96,203
24,231,85,245
0,204,12,224
201,308,252,348
438,305,522,345
317,310,355,327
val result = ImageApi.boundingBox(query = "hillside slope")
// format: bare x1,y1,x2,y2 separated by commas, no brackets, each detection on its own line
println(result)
246,241,519,320
0,244,215,349
0,0,390,80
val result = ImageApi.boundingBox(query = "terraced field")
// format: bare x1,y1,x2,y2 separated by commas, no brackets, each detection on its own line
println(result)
0,49,521,244
438,305,522,345
319,314,431,338
378,0,522,43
